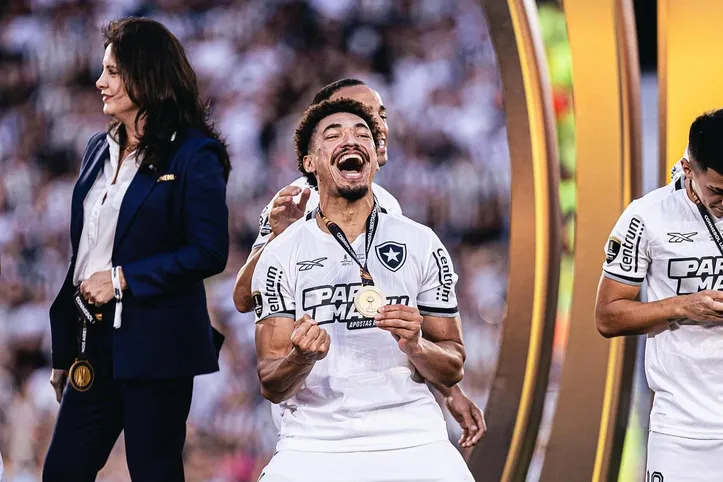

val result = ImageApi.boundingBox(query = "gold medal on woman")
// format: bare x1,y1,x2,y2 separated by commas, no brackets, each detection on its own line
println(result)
69,359,94,391
354,285,386,318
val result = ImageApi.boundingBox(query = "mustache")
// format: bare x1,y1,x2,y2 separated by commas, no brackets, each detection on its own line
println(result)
332,147,369,165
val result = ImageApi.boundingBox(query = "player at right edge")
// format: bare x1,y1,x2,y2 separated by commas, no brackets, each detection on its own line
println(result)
251,98,474,481
595,109,723,481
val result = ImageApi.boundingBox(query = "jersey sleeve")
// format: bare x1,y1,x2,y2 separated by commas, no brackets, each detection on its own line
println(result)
417,232,459,317
251,248,296,322
602,200,650,286
252,200,274,250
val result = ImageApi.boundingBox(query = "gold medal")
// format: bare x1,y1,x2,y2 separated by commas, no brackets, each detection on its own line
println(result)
69,359,94,391
354,285,386,318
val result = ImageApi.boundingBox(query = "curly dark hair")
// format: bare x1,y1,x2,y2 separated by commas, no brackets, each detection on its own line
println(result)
102,17,231,181
310,78,366,105
294,98,381,188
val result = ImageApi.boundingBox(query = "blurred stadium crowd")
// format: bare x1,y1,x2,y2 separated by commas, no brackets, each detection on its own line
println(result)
0,0,510,480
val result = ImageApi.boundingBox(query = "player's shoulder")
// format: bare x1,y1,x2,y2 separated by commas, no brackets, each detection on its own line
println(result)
261,215,316,257
380,210,439,244
626,181,686,218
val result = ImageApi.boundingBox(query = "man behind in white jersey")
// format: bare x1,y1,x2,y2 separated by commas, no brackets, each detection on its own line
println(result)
251,98,475,481
233,79,485,448
596,109,723,481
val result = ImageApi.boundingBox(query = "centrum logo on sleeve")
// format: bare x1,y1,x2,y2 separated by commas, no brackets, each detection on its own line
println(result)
263,266,285,313
620,217,644,272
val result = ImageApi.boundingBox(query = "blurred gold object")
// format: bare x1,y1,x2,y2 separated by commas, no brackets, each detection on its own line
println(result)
69,359,94,391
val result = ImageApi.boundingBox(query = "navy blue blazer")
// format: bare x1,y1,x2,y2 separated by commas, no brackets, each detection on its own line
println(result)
49,129,229,379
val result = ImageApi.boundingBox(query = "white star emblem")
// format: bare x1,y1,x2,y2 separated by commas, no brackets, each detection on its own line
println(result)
383,247,400,263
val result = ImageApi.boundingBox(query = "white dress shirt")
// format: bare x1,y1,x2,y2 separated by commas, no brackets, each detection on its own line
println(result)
73,133,140,286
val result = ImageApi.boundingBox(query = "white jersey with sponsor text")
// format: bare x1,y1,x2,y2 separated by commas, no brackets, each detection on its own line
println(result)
251,208,458,452
603,183,723,439
253,176,402,249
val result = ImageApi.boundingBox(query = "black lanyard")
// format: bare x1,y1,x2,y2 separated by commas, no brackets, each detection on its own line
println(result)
689,179,723,256
316,201,379,287
73,289,97,359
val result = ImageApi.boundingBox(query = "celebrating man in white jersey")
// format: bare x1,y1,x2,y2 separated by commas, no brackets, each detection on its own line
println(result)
234,79,485,448
596,109,723,481
251,98,475,481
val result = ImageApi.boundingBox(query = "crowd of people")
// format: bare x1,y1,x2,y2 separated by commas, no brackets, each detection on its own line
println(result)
0,0,510,480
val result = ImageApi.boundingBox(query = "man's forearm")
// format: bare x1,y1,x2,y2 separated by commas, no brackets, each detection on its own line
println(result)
407,339,464,387
596,296,683,338
257,350,316,403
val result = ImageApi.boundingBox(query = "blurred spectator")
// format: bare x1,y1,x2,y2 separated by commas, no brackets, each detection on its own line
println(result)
0,1,509,480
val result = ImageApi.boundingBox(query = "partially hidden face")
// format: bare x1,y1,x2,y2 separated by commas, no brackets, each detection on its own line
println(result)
304,112,378,201
95,44,138,124
330,85,388,166
687,161,723,218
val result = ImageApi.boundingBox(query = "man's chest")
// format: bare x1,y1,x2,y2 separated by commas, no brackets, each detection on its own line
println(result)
293,241,419,329
651,222,723,294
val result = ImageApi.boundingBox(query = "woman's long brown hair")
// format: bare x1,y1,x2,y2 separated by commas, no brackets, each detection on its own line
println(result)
103,17,231,181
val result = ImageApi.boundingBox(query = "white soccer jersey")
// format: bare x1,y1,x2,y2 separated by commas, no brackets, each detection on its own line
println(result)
253,176,402,249
668,145,689,188
603,183,723,439
251,208,459,452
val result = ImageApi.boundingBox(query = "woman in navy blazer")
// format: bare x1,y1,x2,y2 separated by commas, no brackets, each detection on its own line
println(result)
43,18,230,482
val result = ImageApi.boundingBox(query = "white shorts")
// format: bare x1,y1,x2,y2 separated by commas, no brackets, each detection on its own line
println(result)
258,441,474,482
647,431,723,481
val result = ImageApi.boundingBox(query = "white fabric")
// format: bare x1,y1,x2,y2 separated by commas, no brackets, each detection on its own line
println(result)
669,144,689,185
73,133,140,285
111,265,123,328
253,176,402,249
603,184,723,439
258,441,474,482
252,210,459,453
0,448,5,482
646,431,723,481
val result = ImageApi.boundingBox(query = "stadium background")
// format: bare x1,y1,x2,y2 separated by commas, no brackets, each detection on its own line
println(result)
0,0,653,481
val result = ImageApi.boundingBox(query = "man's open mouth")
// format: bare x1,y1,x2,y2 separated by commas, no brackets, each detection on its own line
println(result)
335,151,366,180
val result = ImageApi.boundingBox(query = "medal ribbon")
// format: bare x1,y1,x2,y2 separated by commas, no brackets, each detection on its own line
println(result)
689,179,723,256
73,289,96,360
317,201,379,287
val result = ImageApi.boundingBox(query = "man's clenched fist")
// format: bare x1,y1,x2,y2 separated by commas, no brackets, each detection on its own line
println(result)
290,315,330,362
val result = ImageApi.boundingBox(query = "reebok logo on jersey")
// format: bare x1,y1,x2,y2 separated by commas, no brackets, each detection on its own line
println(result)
606,236,621,264
297,257,327,271
375,241,407,272
668,256,723,294
302,283,410,330
667,232,696,243
620,216,644,272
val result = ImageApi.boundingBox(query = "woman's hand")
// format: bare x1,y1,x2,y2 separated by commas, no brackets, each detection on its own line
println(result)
80,270,114,306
